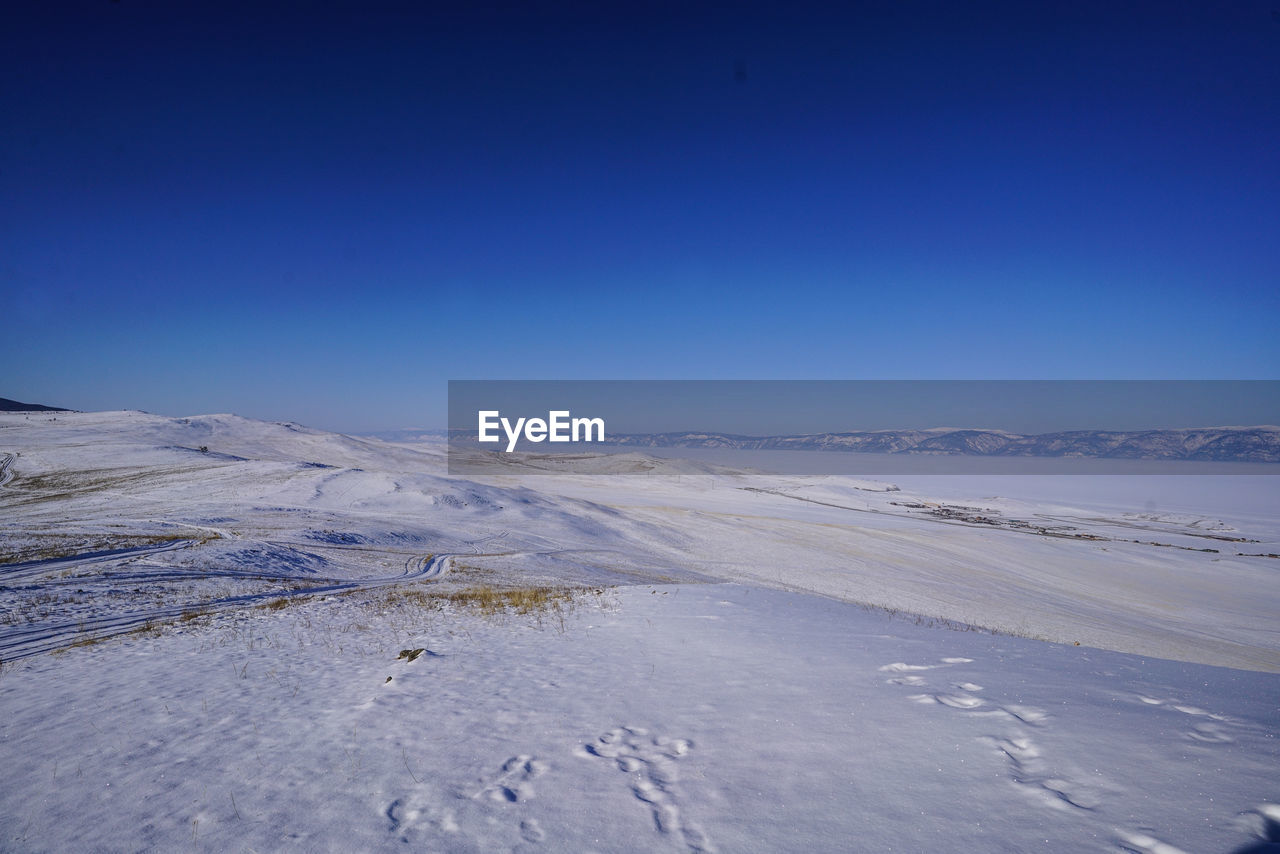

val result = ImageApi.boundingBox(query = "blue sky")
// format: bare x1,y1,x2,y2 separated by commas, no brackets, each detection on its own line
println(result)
3,1,1277,431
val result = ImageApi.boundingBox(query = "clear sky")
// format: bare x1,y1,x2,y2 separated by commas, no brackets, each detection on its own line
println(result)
3,1,1277,432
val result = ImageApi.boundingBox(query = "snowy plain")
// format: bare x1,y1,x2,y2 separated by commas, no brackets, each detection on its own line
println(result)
1,411,1278,853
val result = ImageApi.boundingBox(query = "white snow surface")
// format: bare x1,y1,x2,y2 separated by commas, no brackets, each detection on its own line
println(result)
1,410,1278,853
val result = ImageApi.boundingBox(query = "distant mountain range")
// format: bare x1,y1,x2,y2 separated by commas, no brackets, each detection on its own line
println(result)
605,426,1280,463
0,397,71,412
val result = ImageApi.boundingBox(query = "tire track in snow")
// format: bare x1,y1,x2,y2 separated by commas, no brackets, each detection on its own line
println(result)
0,539,197,583
0,550,457,661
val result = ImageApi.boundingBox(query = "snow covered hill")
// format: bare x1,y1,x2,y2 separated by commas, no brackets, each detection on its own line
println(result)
0,397,70,412
1,411,1277,852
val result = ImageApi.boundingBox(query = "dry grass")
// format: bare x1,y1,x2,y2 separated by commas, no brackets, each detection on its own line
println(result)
444,585,578,615
125,620,164,639
853,599,1051,642
378,588,437,608
375,582,607,624
52,633,103,654
179,607,212,623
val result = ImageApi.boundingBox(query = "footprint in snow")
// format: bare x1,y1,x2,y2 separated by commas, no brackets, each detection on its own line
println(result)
1188,722,1234,744
879,662,939,673
1234,803,1280,850
910,692,986,710
887,668,1046,725
475,755,548,803
907,692,1048,726
1133,694,1235,743
579,726,713,853
885,657,1098,814
1002,704,1049,725
1135,694,1227,720
1114,827,1191,854
983,734,1105,813
385,793,460,843
878,656,974,675
519,818,546,843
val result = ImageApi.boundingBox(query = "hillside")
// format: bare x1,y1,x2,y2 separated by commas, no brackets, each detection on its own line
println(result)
0,396,71,412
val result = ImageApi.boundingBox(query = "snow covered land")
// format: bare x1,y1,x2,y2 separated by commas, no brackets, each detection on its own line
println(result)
1,411,1278,853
